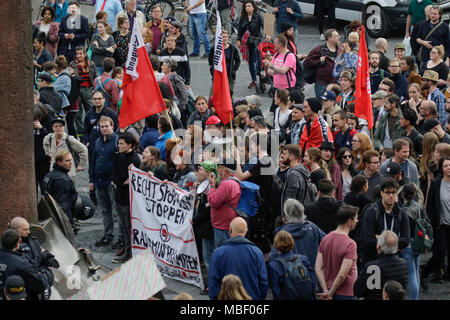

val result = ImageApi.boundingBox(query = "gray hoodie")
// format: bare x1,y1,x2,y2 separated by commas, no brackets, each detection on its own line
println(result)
281,164,310,208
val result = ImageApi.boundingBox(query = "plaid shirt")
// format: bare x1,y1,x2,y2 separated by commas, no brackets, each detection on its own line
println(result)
429,88,447,126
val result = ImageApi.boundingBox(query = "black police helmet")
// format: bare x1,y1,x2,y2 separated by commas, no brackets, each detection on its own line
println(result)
73,195,95,220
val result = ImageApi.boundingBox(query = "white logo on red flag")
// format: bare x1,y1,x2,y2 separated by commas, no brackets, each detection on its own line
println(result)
213,10,223,73
126,21,145,80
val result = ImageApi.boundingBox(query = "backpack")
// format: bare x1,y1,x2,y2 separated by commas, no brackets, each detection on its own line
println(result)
299,171,317,205
405,205,434,254
59,73,83,106
303,45,325,84
94,77,113,107
226,178,262,219
273,255,313,300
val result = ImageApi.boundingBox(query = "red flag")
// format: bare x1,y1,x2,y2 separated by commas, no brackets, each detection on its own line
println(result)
354,25,374,130
119,21,165,128
212,10,233,125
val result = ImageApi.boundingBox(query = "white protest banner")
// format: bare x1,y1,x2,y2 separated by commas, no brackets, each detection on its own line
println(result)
129,166,204,289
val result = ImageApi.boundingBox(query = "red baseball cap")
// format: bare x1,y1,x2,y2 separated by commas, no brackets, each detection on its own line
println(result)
205,116,222,126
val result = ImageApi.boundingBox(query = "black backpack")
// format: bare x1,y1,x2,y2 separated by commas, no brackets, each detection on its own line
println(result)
273,255,313,300
59,73,83,106
303,45,325,84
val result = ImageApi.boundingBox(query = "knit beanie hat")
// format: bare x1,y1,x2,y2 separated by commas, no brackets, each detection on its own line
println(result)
306,97,322,113
281,22,293,33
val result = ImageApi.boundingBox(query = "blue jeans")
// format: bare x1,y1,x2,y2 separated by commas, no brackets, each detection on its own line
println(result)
333,295,357,300
315,81,328,99
400,246,420,300
202,238,215,270
96,184,117,240
248,44,261,82
95,66,104,76
190,13,211,55
213,228,230,248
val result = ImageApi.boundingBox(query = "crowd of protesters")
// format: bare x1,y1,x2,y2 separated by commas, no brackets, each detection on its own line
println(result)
4,0,448,300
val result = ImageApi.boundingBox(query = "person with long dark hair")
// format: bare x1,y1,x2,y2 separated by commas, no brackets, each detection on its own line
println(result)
70,46,97,134
33,6,59,58
236,0,264,89
337,147,358,198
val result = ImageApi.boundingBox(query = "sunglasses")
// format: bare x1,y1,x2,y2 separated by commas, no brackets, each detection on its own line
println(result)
343,155,353,159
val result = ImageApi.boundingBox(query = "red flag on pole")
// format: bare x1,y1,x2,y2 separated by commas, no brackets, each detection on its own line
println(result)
119,21,166,128
212,10,233,125
354,25,374,130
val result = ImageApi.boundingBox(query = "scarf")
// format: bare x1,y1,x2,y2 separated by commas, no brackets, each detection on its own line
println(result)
240,30,250,62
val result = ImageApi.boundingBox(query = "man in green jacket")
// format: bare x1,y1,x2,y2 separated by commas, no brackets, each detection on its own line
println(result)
374,94,406,151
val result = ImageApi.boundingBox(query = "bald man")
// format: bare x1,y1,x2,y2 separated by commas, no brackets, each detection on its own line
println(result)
9,217,59,300
208,217,268,300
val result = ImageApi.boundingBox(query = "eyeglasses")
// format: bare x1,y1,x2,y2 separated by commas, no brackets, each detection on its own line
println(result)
343,155,353,159
352,139,360,143
369,161,380,164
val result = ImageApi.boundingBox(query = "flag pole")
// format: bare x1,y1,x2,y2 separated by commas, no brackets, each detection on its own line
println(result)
165,109,178,144
229,112,235,147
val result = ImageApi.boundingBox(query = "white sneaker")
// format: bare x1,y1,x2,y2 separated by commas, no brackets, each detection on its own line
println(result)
320,34,325,41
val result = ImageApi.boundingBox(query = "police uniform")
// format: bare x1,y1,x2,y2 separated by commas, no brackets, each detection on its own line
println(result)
44,163,78,224
19,236,59,299
0,248,49,300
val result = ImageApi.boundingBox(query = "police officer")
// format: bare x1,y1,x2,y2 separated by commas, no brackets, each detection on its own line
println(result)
44,149,78,231
0,229,49,300
9,217,59,299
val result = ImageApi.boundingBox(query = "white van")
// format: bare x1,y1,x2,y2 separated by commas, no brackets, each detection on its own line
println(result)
295,0,450,38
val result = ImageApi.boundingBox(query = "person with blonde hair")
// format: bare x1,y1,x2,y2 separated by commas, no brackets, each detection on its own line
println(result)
173,292,193,300
303,147,329,188
268,230,316,300
420,132,439,195
217,274,252,300
351,132,372,170
420,45,449,89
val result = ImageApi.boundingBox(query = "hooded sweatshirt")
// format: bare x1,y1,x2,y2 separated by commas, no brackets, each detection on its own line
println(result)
281,164,310,208
269,221,325,272
304,196,343,234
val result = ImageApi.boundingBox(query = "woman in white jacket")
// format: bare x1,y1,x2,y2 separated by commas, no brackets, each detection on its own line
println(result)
43,118,88,180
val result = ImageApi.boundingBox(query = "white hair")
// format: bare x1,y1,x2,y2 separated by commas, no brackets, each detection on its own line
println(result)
245,95,262,108
284,199,305,223
378,230,398,255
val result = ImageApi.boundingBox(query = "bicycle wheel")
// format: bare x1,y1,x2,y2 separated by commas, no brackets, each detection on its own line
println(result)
144,0,175,22
207,11,217,36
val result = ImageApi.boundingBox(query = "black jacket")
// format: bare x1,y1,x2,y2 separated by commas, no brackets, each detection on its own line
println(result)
427,175,445,229
34,127,50,174
354,254,408,300
193,191,214,239
362,199,410,264
304,197,342,234
82,106,118,146
0,248,49,300
39,86,62,114
404,128,423,156
112,151,141,206
57,14,90,58
208,44,241,81
237,13,264,43
44,163,78,223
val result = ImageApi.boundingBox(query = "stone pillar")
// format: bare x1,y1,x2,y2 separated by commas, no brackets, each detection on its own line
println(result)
0,0,38,232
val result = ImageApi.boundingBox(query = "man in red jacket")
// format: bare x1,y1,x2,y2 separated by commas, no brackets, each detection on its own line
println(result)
300,97,334,157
